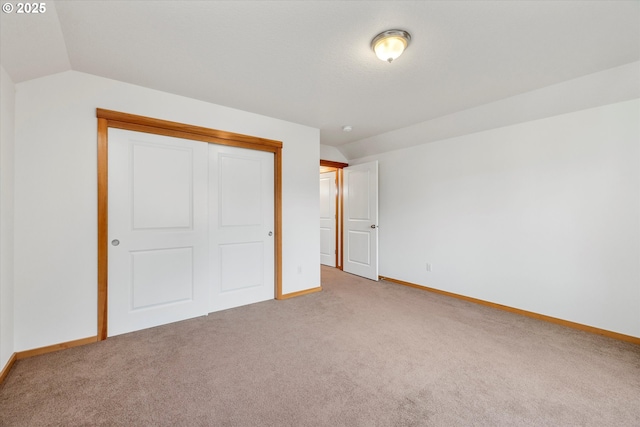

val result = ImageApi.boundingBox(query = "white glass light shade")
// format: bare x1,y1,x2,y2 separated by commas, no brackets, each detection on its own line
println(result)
371,30,411,63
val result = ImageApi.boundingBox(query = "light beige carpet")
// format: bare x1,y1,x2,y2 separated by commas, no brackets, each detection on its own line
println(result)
1,266,639,426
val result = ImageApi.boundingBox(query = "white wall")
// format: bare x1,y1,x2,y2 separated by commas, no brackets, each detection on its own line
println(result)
0,65,16,367
352,99,640,338
14,70,320,351
320,144,348,164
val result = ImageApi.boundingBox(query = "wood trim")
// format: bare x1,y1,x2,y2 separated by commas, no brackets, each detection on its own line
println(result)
97,118,108,341
275,147,283,299
279,286,322,300
337,168,344,269
320,159,348,169
108,121,277,153
97,109,283,338
16,336,98,360
97,109,282,149
334,171,339,268
0,353,17,384
381,276,640,345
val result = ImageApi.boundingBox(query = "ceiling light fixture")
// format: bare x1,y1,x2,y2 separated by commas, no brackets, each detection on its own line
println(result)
371,29,411,63
342,125,353,132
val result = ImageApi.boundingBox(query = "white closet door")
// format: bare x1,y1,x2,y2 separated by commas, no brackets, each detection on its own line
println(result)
343,161,379,281
209,145,275,312
108,129,209,337
320,171,337,267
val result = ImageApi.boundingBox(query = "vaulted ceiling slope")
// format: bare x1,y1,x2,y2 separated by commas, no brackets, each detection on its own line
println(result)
1,1,639,159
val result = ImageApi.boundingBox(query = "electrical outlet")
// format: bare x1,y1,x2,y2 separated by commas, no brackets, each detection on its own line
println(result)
297,266,302,274
426,263,432,272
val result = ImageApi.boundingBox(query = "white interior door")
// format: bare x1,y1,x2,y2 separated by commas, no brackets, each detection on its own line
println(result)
343,161,378,281
108,129,209,336
209,145,275,312
320,171,337,267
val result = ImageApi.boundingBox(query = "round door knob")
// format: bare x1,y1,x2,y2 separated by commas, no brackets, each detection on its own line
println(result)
111,239,120,246
370,225,378,229
268,231,273,236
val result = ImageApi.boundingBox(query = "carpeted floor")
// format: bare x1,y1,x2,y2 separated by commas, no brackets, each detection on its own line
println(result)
1,266,639,426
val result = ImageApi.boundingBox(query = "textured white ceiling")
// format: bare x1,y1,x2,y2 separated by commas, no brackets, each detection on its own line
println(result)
1,1,639,155
0,1,70,82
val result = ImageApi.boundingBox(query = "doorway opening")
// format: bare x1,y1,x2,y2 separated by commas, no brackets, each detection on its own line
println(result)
319,160,348,270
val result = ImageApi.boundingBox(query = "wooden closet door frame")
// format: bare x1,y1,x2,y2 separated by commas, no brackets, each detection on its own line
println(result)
97,108,283,341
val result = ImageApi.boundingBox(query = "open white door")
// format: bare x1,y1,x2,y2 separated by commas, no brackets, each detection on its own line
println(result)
108,129,209,336
343,161,378,281
320,171,337,267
